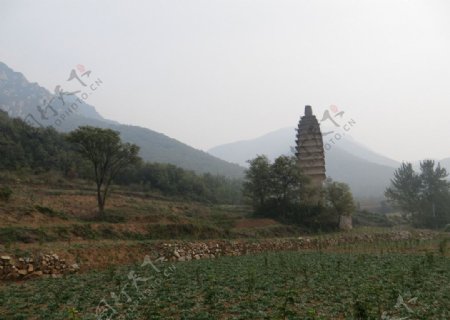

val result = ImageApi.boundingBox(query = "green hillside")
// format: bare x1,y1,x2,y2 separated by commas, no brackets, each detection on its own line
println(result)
0,62,245,178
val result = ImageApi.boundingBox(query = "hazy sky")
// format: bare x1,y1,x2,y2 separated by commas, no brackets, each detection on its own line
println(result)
1,0,449,162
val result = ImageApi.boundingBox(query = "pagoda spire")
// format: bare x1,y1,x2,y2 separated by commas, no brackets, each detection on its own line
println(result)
295,105,326,188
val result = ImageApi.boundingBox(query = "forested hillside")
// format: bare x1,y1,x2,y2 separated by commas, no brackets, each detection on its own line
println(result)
0,62,245,178
0,111,242,203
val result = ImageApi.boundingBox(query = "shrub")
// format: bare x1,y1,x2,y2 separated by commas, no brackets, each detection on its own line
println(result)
81,212,126,223
0,227,55,243
438,238,448,255
353,210,393,227
0,186,12,202
35,205,68,220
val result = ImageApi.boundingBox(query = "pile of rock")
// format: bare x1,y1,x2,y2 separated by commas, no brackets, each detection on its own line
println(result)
39,253,80,276
0,254,79,280
155,242,225,262
153,239,310,263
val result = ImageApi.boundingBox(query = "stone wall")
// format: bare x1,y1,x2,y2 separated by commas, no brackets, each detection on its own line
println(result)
0,230,436,281
149,230,434,263
0,253,79,280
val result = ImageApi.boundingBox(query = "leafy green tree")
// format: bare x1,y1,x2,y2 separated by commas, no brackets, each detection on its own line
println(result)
385,163,422,217
244,155,356,231
0,111,242,205
386,160,450,228
324,179,356,217
244,155,309,218
270,155,307,206
417,160,450,228
243,155,271,209
68,126,141,214
0,110,86,173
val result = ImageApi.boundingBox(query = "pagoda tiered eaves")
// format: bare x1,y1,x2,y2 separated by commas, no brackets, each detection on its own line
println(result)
295,105,326,187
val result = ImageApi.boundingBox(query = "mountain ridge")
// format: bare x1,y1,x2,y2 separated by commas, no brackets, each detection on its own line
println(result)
209,127,450,197
209,127,399,198
0,61,245,178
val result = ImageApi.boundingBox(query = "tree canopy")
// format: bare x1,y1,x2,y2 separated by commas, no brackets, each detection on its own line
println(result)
243,155,356,231
243,155,271,208
385,160,450,229
324,180,356,217
243,155,309,214
0,111,244,205
68,126,141,213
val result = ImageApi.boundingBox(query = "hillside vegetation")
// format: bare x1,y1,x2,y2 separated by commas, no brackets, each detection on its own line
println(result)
0,110,242,204
0,61,245,178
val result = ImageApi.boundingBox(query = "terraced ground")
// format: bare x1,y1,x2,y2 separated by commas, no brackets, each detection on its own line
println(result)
0,176,302,250
1,177,449,319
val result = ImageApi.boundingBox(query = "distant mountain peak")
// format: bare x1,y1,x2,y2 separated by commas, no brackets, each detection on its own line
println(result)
208,127,400,198
0,61,104,126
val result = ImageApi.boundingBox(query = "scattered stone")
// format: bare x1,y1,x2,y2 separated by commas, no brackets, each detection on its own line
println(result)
155,257,165,263
0,253,79,281
69,263,80,273
18,269,27,276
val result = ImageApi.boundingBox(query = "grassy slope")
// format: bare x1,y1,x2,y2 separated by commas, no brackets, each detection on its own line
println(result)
1,176,449,319
0,174,299,250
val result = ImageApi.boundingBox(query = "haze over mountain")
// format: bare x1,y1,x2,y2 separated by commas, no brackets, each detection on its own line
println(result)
209,127,450,198
2,61,449,196
209,127,399,167
442,158,450,169
3,1,450,162
413,157,450,171
0,61,244,178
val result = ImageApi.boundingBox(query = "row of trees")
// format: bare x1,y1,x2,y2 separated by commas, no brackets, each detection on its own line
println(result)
4,110,448,229
67,126,242,213
0,110,87,173
115,163,242,204
243,155,356,231
244,155,449,231
385,160,450,229
0,111,243,214
65,122,449,229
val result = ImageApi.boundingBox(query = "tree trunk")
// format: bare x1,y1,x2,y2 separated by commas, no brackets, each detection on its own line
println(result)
97,185,104,215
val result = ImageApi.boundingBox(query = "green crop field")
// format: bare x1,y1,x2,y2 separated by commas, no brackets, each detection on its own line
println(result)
1,251,449,320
